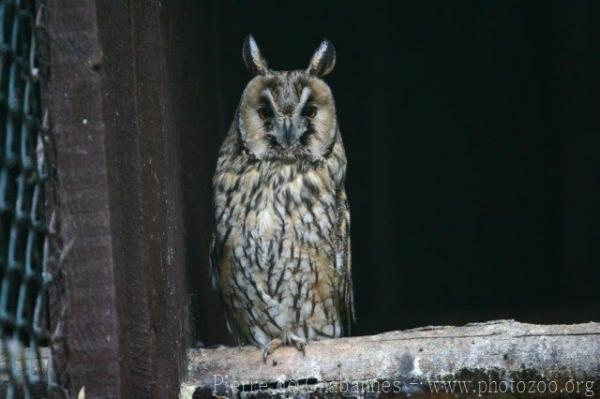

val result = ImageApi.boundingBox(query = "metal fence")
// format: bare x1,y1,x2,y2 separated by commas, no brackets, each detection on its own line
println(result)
0,0,55,396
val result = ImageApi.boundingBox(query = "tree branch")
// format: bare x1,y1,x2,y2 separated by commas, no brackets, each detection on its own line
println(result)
181,320,600,398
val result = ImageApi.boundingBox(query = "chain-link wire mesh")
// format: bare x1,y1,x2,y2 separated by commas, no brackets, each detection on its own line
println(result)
0,0,54,396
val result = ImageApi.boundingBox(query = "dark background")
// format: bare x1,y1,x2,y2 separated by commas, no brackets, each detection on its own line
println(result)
173,1,600,345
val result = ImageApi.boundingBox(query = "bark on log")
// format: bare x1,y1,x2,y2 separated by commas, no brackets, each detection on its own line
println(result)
180,320,600,398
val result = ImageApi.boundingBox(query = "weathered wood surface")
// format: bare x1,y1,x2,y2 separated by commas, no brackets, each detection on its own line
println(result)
181,320,600,398
45,0,189,397
45,0,126,396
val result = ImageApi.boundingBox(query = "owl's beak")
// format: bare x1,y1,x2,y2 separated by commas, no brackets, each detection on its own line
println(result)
281,118,295,148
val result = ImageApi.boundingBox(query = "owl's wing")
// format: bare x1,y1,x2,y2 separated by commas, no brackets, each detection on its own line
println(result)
210,230,247,345
336,189,355,335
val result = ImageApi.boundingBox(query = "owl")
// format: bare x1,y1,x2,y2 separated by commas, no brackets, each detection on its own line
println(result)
210,35,354,361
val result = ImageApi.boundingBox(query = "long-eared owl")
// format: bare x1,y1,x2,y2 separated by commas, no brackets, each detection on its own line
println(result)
210,35,354,360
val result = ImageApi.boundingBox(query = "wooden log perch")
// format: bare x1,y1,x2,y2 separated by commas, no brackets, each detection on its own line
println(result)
180,320,600,398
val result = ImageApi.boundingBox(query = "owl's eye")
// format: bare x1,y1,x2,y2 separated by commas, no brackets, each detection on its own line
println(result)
257,105,273,120
302,104,317,119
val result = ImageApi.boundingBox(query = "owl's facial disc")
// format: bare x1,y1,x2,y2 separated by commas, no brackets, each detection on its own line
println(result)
239,71,336,161
259,87,315,149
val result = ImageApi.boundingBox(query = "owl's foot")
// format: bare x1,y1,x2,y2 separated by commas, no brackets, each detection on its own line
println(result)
261,338,283,363
261,332,307,363
285,332,306,357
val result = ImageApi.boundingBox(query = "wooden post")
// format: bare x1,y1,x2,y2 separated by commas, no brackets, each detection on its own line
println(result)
181,320,600,398
44,0,188,396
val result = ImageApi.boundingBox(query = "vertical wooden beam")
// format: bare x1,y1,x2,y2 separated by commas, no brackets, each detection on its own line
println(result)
45,1,125,396
45,0,188,397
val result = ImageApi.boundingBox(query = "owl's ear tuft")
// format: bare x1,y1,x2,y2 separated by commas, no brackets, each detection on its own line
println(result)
307,39,336,77
242,35,269,75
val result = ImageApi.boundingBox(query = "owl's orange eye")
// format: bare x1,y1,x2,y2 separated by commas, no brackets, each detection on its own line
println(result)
258,106,273,120
302,104,317,119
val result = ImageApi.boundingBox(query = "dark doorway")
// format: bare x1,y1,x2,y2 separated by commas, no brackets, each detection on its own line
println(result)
175,0,600,346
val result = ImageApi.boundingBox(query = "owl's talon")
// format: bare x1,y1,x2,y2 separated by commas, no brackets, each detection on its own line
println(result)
286,332,307,357
261,338,283,363
297,341,306,357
